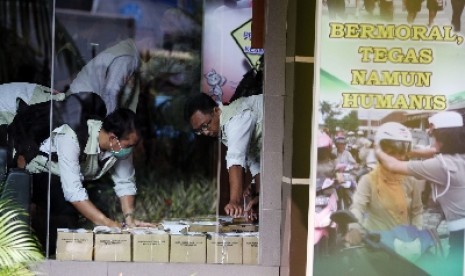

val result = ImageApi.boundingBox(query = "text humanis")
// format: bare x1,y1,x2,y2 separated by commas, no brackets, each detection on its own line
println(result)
341,93,446,110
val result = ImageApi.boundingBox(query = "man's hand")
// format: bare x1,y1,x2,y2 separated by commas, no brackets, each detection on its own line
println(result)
244,196,259,221
105,218,121,228
224,201,243,218
123,212,157,228
125,218,157,228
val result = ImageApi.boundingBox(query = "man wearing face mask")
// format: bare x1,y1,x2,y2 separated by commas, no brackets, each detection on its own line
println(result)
8,99,154,254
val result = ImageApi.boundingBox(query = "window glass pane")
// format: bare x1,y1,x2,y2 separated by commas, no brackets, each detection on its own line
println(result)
0,0,55,259
51,0,216,255
1,0,262,265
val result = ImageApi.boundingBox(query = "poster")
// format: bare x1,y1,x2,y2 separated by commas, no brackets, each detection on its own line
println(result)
311,1,465,275
202,0,264,103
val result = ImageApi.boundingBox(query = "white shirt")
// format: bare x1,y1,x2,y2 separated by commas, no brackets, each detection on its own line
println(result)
222,109,260,176
38,124,136,202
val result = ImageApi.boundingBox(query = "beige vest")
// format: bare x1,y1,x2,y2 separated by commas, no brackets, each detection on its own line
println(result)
26,120,117,180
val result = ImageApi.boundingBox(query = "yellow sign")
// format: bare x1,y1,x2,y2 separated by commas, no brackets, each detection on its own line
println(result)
231,19,264,68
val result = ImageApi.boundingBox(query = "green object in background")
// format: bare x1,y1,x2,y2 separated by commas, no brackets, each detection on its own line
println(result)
0,198,43,275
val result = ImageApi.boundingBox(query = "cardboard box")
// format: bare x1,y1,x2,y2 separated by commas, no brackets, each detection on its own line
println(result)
242,233,259,265
56,229,93,261
132,229,169,262
207,233,243,264
169,234,206,263
94,233,131,262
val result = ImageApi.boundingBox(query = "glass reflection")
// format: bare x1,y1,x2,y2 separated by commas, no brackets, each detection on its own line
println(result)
1,0,213,258
0,0,262,264
51,0,212,259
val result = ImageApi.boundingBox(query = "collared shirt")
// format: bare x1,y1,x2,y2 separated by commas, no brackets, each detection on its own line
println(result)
36,123,136,202
223,109,256,169
220,95,262,176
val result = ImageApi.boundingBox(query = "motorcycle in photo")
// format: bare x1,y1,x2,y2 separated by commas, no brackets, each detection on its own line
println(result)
314,176,339,256
314,210,443,276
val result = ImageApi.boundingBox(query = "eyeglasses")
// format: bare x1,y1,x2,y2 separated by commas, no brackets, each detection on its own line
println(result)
193,117,213,135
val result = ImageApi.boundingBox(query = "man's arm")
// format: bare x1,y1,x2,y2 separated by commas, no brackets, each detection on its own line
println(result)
72,200,120,227
244,173,260,221
111,154,155,227
223,110,256,217
119,195,155,227
224,165,244,217
408,146,437,159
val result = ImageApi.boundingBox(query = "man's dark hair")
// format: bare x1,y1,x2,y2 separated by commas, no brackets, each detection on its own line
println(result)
102,108,138,139
433,127,465,154
183,93,218,122
229,54,264,104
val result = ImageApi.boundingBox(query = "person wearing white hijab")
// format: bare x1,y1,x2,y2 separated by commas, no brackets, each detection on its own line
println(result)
376,111,465,275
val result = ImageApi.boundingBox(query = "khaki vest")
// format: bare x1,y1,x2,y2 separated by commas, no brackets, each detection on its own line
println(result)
26,120,117,180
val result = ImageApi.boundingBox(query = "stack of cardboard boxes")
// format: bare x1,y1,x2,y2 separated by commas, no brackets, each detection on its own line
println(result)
56,223,259,264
